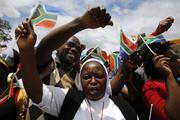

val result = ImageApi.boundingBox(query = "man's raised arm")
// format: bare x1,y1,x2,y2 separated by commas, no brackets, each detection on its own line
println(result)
36,7,113,66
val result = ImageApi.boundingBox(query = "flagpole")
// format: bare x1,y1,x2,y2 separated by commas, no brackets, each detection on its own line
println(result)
149,104,153,120
139,35,155,55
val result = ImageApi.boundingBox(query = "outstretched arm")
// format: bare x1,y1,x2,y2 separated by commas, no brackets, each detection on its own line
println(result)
150,16,174,36
16,18,42,103
36,7,113,66
16,7,113,103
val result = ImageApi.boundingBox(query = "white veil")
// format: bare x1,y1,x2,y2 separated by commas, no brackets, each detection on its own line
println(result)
75,58,112,96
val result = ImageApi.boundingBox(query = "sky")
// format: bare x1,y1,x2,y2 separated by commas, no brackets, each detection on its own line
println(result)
0,0,180,53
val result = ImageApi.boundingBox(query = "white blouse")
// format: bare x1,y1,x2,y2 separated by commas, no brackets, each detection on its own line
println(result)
33,84,126,120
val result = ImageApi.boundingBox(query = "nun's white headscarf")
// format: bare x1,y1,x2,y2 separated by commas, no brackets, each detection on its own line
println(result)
75,58,112,95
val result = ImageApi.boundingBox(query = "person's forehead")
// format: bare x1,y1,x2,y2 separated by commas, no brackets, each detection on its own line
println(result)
63,39,81,49
64,39,81,52
68,37,80,44
57,39,81,51
82,61,105,72
85,61,102,66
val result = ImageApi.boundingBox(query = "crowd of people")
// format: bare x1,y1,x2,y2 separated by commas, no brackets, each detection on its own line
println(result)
0,6,179,120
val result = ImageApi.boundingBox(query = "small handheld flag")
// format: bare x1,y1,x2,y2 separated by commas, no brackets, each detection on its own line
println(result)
80,47,108,67
144,34,166,45
80,47,98,63
31,4,60,29
139,35,155,55
91,47,108,63
120,30,137,60
109,52,121,73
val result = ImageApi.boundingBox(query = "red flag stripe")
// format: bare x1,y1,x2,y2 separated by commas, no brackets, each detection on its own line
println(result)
121,32,137,51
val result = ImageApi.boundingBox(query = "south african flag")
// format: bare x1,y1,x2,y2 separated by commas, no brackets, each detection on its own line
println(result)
31,4,60,29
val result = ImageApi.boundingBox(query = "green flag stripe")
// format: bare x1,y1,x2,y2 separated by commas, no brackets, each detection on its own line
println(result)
120,39,132,54
31,4,57,24
31,15,57,24
145,35,165,44
146,38,156,44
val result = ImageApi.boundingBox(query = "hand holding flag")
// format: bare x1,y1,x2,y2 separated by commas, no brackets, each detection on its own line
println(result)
15,3,61,47
15,18,37,50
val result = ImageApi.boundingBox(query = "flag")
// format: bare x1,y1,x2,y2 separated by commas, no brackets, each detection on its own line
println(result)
169,39,180,44
120,30,137,60
144,34,166,44
109,52,121,73
91,47,108,63
169,39,180,52
31,4,60,28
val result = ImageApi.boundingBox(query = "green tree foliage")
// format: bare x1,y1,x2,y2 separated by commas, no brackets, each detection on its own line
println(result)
0,18,12,42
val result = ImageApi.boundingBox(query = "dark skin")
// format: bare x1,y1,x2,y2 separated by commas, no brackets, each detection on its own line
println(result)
81,61,106,101
56,36,81,73
121,58,139,100
152,51,180,120
137,17,174,47
112,17,175,97
34,7,113,67
16,7,113,103
0,64,10,99
152,16,174,35
50,36,82,86
29,36,82,86
57,37,81,66
45,36,85,86
27,7,112,86
111,57,139,99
